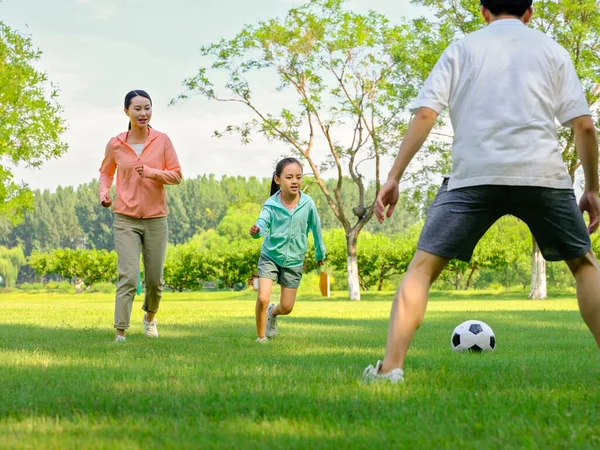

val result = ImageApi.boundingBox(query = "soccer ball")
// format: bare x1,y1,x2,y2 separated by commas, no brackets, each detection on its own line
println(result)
451,320,496,353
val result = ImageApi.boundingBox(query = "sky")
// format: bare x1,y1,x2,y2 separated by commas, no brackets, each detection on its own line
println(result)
2,0,427,192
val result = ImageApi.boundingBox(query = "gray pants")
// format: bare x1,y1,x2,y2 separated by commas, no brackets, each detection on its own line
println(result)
113,213,168,330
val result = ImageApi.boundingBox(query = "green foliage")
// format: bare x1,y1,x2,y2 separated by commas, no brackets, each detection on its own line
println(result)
0,246,25,287
438,217,531,290
216,203,261,241
28,249,117,290
164,234,261,291
0,22,67,221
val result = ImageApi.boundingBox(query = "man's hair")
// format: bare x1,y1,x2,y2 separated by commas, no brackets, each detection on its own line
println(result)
481,0,532,17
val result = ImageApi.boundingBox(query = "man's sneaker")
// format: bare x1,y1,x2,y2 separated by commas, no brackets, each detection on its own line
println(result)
114,335,126,343
256,337,268,343
143,314,159,338
362,360,404,383
266,304,278,337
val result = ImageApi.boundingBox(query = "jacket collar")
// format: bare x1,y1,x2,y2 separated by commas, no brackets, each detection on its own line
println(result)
265,190,311,210
116,127,160,146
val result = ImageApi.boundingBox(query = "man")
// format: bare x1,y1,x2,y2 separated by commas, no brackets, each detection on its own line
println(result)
363,0,600,383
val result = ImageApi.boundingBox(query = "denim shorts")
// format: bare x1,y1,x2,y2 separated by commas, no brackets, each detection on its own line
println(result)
257,253,304,289
417,179,591,262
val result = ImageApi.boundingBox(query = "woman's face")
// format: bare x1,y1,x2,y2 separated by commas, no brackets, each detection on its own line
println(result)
125,96,152,129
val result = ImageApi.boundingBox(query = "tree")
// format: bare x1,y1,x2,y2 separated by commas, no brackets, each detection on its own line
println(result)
29,249,117,291
0,246,25,287
173,0,449,300
216,203,262,241
0,21,67,221
410,0,600,298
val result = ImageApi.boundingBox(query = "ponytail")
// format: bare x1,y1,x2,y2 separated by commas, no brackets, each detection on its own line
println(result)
270,177,279,196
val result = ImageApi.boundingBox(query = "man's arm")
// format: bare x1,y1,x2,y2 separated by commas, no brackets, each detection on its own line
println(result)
387,107,439,183
572,115,600,233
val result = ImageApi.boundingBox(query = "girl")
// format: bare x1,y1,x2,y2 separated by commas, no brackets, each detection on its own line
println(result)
99,90,182,342
250,157,326,342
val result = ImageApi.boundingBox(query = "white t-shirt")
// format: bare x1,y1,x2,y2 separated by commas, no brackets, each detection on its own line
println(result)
410,19,592,191
130,143,144,157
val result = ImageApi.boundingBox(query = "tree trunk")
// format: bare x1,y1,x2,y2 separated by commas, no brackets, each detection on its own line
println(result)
464,267,477,290
528,238,547,299
346,233,361,301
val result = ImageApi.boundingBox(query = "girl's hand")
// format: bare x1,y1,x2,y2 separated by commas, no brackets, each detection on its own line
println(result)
317,260,325,266
250,224,260,235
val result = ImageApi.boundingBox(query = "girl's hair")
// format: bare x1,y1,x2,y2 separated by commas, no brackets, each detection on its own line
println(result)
124,90,152,130
270,157,302,196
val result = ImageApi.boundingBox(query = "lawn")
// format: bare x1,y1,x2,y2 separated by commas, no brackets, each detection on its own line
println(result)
0,289,599,449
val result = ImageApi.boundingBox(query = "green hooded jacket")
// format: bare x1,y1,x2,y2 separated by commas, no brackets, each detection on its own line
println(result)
252,191,326,268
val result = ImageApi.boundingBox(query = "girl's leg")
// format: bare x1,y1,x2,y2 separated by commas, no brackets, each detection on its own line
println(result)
270,287,298,316
113,215,143,338
256,278,274,338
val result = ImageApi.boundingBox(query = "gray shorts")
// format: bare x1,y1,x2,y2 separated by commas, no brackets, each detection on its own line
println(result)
257,253,303,289
418,179,591,262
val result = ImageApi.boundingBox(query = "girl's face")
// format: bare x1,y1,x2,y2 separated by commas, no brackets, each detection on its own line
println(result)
275,163,303,196
125,96,152,129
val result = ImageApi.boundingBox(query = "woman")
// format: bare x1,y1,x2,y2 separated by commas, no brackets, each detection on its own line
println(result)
99,90,182,342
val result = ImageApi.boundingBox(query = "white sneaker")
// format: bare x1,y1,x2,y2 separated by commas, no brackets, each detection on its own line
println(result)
256,337,268,343
114,335,126,343
362,360,404,383
143,314,159,338
266,304,278,337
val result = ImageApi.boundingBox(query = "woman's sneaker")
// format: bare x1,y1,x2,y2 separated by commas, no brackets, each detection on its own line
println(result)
256,337,268,343
143,314,159,338
266,304,278,337
362,361,404,383
114,335,126,343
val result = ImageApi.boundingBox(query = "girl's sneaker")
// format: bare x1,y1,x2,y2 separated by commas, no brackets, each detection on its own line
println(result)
256,337,268,343
143,314,159,338
266,304,278,337
114,335,126,343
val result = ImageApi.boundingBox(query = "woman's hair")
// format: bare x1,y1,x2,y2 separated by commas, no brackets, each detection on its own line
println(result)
124,90,152,130
270,157,302,196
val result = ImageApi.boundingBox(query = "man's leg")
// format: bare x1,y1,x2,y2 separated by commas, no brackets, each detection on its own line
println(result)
380,250,449,374
565,250,600,348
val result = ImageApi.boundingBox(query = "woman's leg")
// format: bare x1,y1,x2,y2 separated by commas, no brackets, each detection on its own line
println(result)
113,215,143,337
141,217,168,323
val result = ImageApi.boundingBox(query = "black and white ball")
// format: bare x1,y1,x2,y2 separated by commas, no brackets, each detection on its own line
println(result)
451,320,496,353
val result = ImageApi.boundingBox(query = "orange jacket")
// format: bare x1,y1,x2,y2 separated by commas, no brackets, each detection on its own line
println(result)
98,128,182,219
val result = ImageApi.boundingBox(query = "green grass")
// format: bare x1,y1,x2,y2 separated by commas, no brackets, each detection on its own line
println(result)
1,289,599,449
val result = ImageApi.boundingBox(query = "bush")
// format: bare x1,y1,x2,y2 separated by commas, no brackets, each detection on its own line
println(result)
45,281,73,293
85,282,116,294
19,282,44,291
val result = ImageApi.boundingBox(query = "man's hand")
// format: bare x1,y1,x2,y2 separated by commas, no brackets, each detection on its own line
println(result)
250,224,260,236
579,191,600,234
374,180,400,223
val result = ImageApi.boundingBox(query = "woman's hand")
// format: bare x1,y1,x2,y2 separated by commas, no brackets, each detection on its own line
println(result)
101,199,112,208
250,224,260,235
